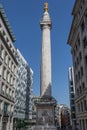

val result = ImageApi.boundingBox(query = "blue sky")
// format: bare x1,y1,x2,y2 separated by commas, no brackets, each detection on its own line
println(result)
0,0,75,106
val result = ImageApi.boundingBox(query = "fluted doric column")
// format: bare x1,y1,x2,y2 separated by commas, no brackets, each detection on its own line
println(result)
40,3,52,97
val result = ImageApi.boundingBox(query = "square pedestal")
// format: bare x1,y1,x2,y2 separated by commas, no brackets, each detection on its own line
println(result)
32,96,57,130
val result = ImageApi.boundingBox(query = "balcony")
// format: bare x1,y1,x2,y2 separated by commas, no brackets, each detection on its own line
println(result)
2,116,9,122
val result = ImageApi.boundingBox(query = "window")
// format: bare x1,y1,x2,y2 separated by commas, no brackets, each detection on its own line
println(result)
85,13,87,23
70,81,73,85
3,66,7,80
79,52,82,61
12,62,14,72
84,100,87,111
80,5,82,10
0,100,2,110
6,37,9,43
71,93,74,99
8,57,11,68
85,56,87,66
82,0,85,4
78,38,80,47
0,62,2,76
83,37,87,48
76,74,78,83
71,100,75,105
10,75,13,85
77,103,80,112
13,78,15,86
73,49,76,56
4,51,8,64
14,65,16,74
2,30,6,36
0,24,2,28
79,86,82,94
8,105,11,112
81,21,85,32
1,82,5,93
7,71,10,83
11,105,13,112
12,91,14,98
4,103,8,114
72,113,76,119
74,61,77,69
70,87,74,92
9,44,12,49
82,82,85,90
75,44,78,51
80,67,84,76
81,101,83,112
78,71,80,80
0,45,4,59
5,86,7,94
6,86,8,95
9,89,11,97
71,106,75,111
77,57,79,65
77,88,79,96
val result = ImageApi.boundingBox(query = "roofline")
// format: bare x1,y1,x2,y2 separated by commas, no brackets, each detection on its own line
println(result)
72,0,77,15
72,0,81,15
67,17,74,45
0,4,16,42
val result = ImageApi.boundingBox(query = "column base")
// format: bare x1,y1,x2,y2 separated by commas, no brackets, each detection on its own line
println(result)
34,96,57,130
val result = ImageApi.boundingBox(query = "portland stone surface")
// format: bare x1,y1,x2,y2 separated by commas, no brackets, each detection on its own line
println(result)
32,3,57,130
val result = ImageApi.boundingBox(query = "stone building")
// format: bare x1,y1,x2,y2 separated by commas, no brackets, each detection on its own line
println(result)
0,4,17,130
13,49,33,129
56,104,71,130
68,67,76,130
68,0,87,129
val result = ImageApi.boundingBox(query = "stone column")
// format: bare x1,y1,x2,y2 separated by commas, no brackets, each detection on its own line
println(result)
10,117,13,130
40,3,52,97
7,117,10,130
0,116,2,130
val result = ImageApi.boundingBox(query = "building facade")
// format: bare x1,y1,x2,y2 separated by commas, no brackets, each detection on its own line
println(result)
68,0,87,130
14,49,33,128
0,4,17,130
56,104,71,130
68,67,76,130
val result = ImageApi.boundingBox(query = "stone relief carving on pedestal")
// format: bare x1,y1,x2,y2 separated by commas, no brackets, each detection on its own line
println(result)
37,109,54,125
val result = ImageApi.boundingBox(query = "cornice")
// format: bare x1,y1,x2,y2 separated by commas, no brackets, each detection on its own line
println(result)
0,4,16,42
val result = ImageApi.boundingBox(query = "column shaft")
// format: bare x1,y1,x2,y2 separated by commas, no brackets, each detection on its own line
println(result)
40,25,51,97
